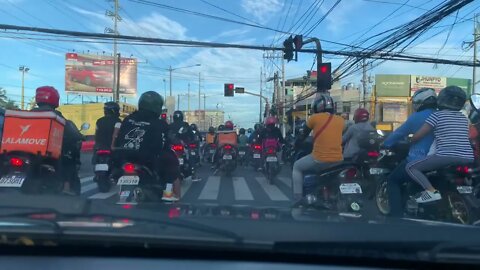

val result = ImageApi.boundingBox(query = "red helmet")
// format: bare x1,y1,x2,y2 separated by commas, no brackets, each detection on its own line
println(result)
225,120,234,130
264,116,277,126
353,108,369,123
35,86,60,108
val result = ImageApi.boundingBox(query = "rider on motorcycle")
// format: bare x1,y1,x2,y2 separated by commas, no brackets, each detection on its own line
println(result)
190,123,202,143
249,123,263,144
33,86,84,195
212,120,238,167
114,91,181,202
406,86,474,203
260,116,285,163
292,94,344,200
169,111,194,143
383,88,436,216
238,128,249,148
342,108,375,160
95,102,121,151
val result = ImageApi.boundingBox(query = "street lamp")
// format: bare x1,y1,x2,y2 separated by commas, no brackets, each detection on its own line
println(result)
168,64,201,96
19,65,30,110
163,78,167,98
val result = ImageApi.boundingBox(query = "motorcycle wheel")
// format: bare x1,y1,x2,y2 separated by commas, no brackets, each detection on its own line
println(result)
266,164,275,185
375,178,390,216
446,191,475,224
96,173,111,193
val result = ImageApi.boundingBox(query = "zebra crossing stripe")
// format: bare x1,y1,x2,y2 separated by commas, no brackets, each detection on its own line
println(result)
81,182,97,194
89,187,119,199
254,177,290,201
181,178,193,198
198,176,221,200
80,176,94,184
232,177,254,200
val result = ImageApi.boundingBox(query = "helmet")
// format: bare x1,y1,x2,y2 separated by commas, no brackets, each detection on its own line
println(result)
239,128,246,134
138,91,163,116
437,86,466,111
353,108,369,123
35,86,60,108
173,111,184,122
311,94,334,114
208,126,215,133
412,88,437,112
190,123,198,131
254,123,261,131
218,124,225,131
247,128,253,134
225,120,234,130
104,101,120,116
264,116,277,126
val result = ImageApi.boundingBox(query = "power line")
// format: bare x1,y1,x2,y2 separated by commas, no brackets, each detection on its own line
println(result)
304,0,342,37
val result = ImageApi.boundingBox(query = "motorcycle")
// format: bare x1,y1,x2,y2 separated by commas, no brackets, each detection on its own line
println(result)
237,145,249,166
203,143,217,163
250,143,263,170
263,138,280,184
113,148,165,204
172,142,195,179
217,144,237,176
93,149,113,193
374,146,479,224
0,123,87,195
186,141,201,167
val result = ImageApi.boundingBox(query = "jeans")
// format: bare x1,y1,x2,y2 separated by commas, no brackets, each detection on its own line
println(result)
387,160,409,217
292,154,332,199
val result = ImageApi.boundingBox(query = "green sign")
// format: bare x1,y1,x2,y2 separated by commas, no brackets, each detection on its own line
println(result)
285,87,294,96
375,75,411,97
446,77,472,95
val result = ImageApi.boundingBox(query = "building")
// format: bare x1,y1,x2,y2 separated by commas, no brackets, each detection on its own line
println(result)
184,110,225,131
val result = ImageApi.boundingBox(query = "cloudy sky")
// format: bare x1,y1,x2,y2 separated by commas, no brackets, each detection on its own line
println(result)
0,0,478,127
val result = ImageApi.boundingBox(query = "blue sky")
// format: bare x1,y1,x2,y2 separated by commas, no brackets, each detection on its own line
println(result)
0,0,479,127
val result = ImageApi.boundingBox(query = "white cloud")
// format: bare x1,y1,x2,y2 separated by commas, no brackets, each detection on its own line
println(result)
36,48,63,57
241,0,283,23
320,0,364,34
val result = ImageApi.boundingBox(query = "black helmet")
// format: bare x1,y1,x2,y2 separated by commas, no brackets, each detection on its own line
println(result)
104,101,120,116
254,123,261,131
173,110,184,122
312,94,334,114
412,88,437,112
239,128,246,134
138,91,164,116
247,128,253,133
208,126,215,133
437,86,466,111
218,124,225,131
190,123,198,131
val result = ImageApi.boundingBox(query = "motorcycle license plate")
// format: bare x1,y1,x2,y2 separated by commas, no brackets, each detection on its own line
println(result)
457,185,473,194
190,151,196,156
178,158,184,165
117,175,140,185
223,155,232,160
253,154,261,159
0,175,25,187
209,150,215,154
339,183,362,194
369,167,389,175
266,156,277,162
94,164,109,172
239,151,245,155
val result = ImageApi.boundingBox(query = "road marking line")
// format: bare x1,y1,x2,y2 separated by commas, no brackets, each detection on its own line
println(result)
181,178,193,198
81,176,94,184
232,177,254,200
81,182,97,194
89,187,119,199
277,176,292,188
255,177,290,201
198,176,221,200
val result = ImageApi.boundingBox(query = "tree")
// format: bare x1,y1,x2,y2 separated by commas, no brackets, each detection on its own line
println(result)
0,87,19,109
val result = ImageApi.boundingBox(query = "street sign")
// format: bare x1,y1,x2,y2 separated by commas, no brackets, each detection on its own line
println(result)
235,87,245,94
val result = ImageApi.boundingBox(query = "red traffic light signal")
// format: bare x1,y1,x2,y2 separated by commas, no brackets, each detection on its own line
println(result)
224,83,234,97
317,63,332,91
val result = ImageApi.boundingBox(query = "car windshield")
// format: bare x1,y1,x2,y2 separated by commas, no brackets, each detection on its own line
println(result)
1,0,480,265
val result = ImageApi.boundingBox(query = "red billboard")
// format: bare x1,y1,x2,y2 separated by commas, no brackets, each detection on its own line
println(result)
65,53,137,96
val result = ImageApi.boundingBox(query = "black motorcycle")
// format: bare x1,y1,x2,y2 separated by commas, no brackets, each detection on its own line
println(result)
216,144,237,176
93,149,113,193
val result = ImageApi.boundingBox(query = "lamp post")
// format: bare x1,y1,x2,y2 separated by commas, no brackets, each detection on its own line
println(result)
168,64,201,96
19,65,30,110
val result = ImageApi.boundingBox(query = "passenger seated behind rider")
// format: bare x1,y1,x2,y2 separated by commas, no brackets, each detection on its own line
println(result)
292,94,344,200
383,88,436,216
342,108,375,161
213,121,237,165
406,86,474,203
260,116,285,163
238,128,249,148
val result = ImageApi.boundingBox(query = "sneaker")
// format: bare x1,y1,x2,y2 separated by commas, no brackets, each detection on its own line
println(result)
162,191,179,202
414,190,442,203
191,177,202,182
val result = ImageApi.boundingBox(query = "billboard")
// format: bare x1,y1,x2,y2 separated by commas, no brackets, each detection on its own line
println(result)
410,75,446,95
375,75,410,97
447,77,472,95
65,53,137,96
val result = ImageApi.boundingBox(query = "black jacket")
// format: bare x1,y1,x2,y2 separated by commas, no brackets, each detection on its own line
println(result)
168,121,194,143
95,115,121,150
260,126,285,144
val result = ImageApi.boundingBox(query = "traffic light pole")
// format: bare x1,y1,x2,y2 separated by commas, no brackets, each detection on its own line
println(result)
301,38,324,93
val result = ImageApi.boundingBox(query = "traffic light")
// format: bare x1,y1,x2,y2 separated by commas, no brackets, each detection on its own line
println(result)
293,35,303,51
283,36,294,62
317,63,332,91
161,113,167,120
224,83,234,97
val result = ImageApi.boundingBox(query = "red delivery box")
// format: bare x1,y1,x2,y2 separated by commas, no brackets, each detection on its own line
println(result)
0,110,65,159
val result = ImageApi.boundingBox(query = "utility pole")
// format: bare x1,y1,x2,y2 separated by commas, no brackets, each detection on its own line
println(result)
177,94,180,110
474,13,479,94
116,53,121,102
361,58,368,107
106,0,121,102
19,65,29,110
259,68,263,123
169,66,173,96
187,83,190,112
281,55,286,137
198,72,201,111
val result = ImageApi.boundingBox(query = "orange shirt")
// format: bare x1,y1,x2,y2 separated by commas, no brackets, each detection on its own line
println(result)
307,113,344,162
206,133,215,144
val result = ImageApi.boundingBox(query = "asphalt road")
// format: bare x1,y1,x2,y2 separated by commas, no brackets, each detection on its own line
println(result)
79,152,295,208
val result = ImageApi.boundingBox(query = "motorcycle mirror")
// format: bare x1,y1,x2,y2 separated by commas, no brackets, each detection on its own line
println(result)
376,130,384,136
80,122,90,131
470,94,480,111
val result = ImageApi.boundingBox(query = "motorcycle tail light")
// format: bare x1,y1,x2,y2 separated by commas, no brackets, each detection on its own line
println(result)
253,144,262,150
189,144,197,148
10,157,24,167
266,147,275,154
342,168,358,180
96,149,111,155
123,163,135,174
172,144,184,152
367,151,380,158
168,207,181,219
456,165,470,174
224,145,232,150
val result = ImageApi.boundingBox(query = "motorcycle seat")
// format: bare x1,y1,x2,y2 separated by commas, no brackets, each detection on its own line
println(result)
305,161,355,175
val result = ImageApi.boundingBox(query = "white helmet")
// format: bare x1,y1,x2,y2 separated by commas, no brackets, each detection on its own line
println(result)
412,88,437,112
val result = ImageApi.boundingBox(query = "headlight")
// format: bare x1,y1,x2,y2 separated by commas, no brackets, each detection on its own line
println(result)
305,194,317,205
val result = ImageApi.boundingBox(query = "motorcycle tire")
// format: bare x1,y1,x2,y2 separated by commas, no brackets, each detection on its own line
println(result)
96,175,111,193
445,191,477,225
375,178,390,216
